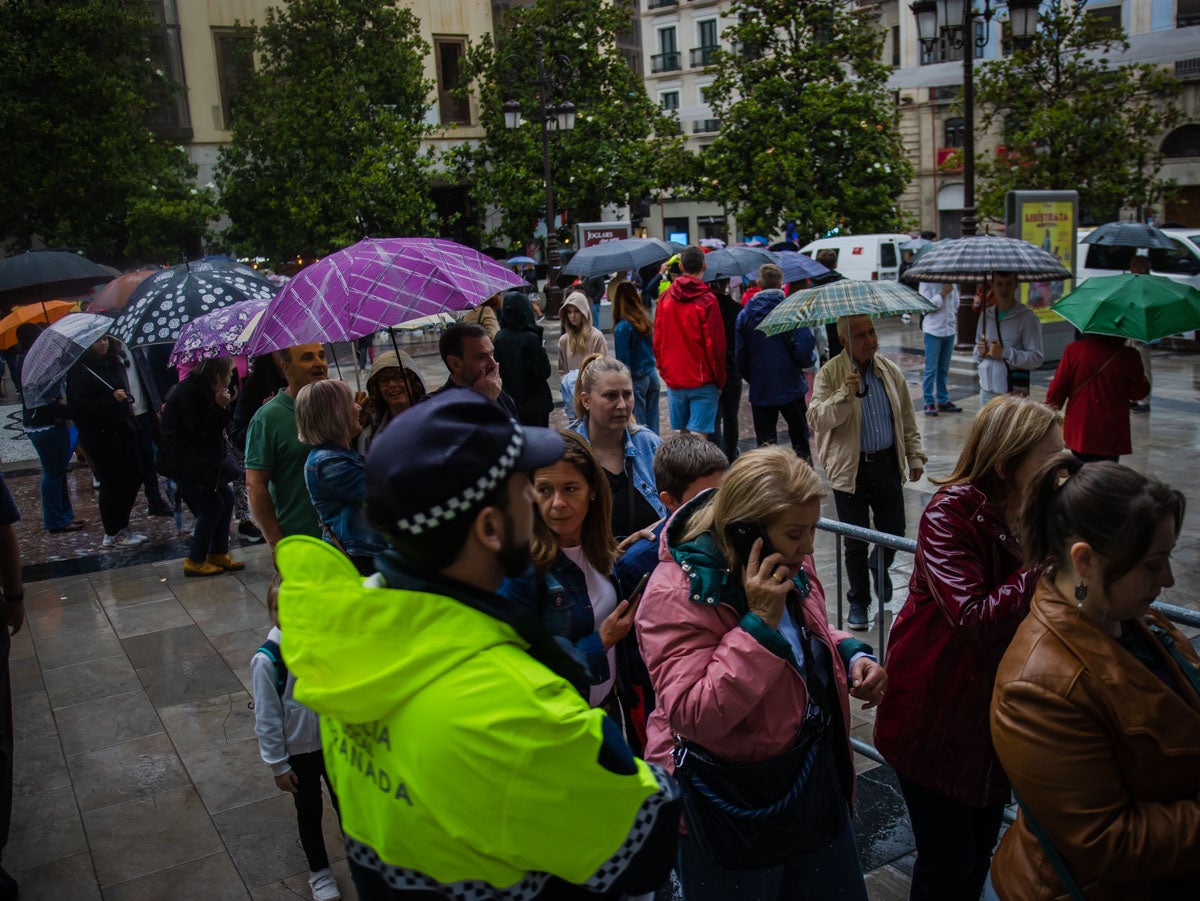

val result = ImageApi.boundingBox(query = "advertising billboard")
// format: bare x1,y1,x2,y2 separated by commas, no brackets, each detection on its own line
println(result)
1006,191,1078,323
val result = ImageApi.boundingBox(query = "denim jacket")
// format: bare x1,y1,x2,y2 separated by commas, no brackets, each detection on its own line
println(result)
613,320,656,378
567,419,666,520
303,444,388,559
500,551,610,685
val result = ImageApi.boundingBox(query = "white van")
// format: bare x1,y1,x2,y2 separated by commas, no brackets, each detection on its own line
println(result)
799,234,911,282
1076,228,1200,288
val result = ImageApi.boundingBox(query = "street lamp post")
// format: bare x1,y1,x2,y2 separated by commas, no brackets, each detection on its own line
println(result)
910,0,1039,237
503,35,576,318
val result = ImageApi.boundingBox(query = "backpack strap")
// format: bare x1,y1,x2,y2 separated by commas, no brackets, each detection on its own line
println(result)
254,639,288,697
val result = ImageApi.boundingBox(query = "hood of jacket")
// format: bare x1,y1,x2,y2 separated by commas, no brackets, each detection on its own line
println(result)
366,349,426,393
668,274,715,305
276,536,556,724
743,288,787,324
500,291,541,334
560,291,594,328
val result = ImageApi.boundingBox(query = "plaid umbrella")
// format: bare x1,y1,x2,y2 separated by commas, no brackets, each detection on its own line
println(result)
244,237,525,356
701,247,776,282
169,299,270,367
110,261,276,348
1051,274,1200,342
561,238,683,279
904,236,1070,284
757,279,936,336
773,251,830,284
19,313,115,408
1080,222,1176,251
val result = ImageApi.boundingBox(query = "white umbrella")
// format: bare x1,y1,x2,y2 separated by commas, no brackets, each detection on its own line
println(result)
20,313,114,408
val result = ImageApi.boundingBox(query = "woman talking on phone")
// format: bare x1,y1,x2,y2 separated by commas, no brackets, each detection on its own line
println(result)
635,445,887,900
500,430,654,750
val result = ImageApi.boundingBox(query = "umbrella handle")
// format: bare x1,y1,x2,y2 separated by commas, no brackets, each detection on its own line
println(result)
855,365,869,399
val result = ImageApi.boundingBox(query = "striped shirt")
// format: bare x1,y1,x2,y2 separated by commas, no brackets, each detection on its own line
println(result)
859,363,894,453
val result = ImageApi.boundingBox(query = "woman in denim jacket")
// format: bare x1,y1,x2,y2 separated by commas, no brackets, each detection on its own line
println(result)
500,430,654,752
295,380,387,575
568,354,665,542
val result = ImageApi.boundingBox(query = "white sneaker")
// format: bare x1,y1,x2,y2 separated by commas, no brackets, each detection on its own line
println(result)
102,532,142,548
308,868,340,901
123,530,148,544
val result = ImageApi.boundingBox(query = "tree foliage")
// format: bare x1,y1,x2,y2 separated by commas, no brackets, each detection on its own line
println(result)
216,0,437,263
0,0,215,263
704,0,912,240
447,0,689,249
975,1,1182,221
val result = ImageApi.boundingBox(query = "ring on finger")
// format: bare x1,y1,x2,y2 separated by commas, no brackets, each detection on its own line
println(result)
771,571,784,583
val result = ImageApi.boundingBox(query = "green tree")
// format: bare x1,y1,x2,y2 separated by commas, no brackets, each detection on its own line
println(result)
447,0,688,249
216,0,436,263
975,1,1182,221
704,0,912,240
0,0,215,263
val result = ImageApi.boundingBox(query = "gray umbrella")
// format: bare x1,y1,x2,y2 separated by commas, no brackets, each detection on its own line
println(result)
20,313,114,408
0,250,114,300
904,236,1071,283
561,238,684,279
701,247,777,282
1080,222,1176,250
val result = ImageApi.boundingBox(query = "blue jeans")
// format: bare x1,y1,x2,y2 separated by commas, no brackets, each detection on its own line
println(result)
980,388,1003,406
27,425,77,530
667,384,719,433
922,332,955,406
677,808,868,901
632,370,660,434
177,481,234,561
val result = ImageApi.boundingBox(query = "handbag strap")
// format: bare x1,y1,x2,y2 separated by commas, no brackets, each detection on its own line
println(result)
1068,351,1121,400
1014,793,1087,901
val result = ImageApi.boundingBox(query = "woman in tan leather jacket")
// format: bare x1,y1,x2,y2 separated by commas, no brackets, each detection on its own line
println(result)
988,456,1200,901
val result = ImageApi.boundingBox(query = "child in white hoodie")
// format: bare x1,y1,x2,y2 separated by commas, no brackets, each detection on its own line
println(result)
252,579,341,901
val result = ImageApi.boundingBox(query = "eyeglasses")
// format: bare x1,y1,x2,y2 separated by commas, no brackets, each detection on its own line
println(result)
376,371,408,387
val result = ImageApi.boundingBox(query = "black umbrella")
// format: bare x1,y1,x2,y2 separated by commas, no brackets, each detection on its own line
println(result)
561,238,684,279
1081,222,1176,251
110,260,276,348
0,250,114,300
701,247,777,282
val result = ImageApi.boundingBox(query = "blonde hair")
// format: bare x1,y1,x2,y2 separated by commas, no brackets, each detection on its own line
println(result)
295,379,357,447
683,446,825,563
561,292,594,357
574,353,632,421
936,395,1061,507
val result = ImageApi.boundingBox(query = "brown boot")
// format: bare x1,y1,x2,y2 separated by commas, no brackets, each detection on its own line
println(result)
206,553,246,572
184,558,222,578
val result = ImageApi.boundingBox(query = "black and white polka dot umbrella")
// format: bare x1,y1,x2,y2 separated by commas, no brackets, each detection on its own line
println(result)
109,260,276,348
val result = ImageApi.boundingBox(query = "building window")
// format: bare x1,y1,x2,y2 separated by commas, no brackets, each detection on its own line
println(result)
1178,0,1200,27
146,0,191,140
661,90,679,111
944,117,965,148
652,27,680,72
1084,4,1123,30
891,25,901,66
435,38,471,126
213,28,254,131
691,19,719,66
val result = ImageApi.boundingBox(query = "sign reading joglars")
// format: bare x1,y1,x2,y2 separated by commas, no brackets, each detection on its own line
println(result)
578,221,631,248
1006,190,1078,323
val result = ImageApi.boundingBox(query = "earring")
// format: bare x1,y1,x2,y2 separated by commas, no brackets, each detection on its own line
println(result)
1075,580,1088,605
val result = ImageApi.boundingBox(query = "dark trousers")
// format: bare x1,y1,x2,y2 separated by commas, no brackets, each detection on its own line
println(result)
677,807,867,901
0,628,11,860
832,454,906,610
290,749,339,873
709,375,743,461
897,774,1005,901
132,411,166,508
81,427,142,536
27,425,77,530
751,397,811,462
177,482,234,561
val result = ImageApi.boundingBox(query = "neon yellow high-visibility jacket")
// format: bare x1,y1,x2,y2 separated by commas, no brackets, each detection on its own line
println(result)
276,537,679,899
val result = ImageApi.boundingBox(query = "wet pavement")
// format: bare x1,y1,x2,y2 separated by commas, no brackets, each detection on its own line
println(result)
4,317,1199,899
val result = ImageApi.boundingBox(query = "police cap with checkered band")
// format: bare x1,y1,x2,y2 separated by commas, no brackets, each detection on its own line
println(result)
366,391,564,537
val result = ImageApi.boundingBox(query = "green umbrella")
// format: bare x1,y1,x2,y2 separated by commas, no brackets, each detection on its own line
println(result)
1050,274,1200,342
757,279,936,336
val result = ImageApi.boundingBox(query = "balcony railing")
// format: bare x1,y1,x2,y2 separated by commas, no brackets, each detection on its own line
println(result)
690,45,719,67
647,0,678,8
651,51,682,73
693,118,721,134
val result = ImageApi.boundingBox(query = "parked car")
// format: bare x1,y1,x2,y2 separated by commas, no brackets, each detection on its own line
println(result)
799,233,911,282
1076,228,1200,288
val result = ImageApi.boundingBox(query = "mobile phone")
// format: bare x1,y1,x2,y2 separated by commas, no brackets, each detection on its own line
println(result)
627,572,651,605
725,520,774,568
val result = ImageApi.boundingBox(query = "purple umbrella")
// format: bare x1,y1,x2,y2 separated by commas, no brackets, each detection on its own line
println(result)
169,298,270,367
244,238,526,355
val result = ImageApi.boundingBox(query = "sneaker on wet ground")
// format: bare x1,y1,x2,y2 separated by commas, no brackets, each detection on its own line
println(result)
103,530,145,548
937,401,963,413
308,867,341,901
847,603,869,631
924,404,938,415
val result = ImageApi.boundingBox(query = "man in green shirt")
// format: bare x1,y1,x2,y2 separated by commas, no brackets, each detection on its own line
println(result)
245,343,328,547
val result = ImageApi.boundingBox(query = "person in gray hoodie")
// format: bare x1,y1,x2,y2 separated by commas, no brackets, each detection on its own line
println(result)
252,580,342,901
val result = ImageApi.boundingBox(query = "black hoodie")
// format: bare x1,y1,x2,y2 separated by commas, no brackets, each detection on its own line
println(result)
494,291,553,425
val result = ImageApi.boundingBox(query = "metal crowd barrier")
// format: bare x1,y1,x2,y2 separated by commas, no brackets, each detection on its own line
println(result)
818,515,1200,827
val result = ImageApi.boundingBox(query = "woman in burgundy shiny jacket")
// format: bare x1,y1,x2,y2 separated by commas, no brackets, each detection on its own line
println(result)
873,396,1063,901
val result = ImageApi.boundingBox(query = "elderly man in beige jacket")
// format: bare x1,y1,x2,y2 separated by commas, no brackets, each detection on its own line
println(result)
808,314,926,629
